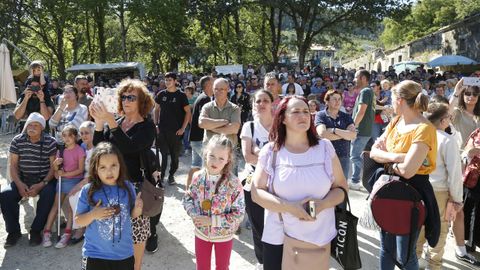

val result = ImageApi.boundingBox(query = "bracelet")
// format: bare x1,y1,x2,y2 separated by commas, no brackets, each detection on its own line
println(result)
40,101,45,104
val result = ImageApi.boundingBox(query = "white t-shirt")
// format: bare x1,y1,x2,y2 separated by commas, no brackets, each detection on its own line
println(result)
282,83,304,96
240,120,270,191
257,140,337,247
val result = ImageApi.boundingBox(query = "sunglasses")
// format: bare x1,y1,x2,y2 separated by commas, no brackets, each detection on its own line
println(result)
464,91,480,97
121,95,138,102
236,85,243,88
474,73,480,77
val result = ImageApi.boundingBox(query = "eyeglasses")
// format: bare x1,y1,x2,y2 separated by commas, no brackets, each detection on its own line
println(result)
464,91,480,97
121,94,138,102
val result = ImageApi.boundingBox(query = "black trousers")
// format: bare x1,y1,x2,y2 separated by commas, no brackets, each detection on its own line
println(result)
157,130,182,178
83,256,134,270
244,190,265,264
464,187,480,249
150,212,161,236
263,242,283,270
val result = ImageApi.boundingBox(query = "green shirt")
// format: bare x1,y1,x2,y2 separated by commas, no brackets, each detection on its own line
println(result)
200,100,241,145
352,87,375,136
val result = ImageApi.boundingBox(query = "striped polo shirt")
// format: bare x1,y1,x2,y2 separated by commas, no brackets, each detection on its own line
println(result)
9,132,57,184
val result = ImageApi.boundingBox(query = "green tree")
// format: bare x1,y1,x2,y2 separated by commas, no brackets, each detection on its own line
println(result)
262,0,410,68
380,0,480,48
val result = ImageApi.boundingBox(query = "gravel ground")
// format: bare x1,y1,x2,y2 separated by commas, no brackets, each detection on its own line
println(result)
0,133,478,270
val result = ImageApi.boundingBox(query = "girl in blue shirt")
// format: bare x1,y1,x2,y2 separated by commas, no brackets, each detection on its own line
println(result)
76,142,143,270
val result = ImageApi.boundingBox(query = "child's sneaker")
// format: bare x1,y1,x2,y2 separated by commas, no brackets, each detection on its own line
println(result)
55,233,71,249
42,231,52,247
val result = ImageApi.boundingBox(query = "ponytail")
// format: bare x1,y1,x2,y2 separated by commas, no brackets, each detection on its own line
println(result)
413,92,429,112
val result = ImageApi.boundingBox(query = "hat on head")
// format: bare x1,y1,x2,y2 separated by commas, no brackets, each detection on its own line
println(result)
437,80,447,86
23,112,46,131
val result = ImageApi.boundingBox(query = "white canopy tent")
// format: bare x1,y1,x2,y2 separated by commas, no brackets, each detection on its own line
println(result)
66,62,146,79
0,43,17,105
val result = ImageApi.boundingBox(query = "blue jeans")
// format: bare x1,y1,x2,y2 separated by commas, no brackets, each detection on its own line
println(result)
339,156,350,180
380,230,420,270
183,124,191,150
0,181,56,233
350,136,371,183
190,140,203,168
371,122,387,142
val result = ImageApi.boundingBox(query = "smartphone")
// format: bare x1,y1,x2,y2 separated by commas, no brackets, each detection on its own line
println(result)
304,200,316,218
30,85,40,92
463,77,480,86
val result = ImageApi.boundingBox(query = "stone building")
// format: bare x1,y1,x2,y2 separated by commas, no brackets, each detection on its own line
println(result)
343,12,480,71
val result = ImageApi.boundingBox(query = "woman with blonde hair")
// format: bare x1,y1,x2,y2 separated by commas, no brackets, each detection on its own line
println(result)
370,80,440,270
90,79,156,270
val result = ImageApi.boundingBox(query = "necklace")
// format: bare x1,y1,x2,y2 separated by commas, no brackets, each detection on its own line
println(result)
122,118,139,131
101,186,121,245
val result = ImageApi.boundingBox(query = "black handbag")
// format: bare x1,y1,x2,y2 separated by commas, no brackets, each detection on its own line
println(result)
331,187,362,270
361,151,384,193
139,147,164,217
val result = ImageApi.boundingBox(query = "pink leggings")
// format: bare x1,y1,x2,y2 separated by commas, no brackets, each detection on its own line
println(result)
195,236,233,270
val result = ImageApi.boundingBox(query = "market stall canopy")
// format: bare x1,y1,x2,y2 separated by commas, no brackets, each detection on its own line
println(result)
428,55,479,67
66,62,146,79
0,43,17,105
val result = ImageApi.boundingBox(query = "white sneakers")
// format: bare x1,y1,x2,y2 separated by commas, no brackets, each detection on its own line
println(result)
348,182,364,191
54,233,71,249
42,232,52,247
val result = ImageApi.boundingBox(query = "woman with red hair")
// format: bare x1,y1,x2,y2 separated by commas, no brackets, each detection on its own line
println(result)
251,95,348,270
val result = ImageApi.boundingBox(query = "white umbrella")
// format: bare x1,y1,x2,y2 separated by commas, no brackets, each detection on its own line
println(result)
428,55,479,67
0,43,17,105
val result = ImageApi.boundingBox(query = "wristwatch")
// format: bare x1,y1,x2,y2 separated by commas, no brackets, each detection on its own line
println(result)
332,127,336,134
42,180,49,186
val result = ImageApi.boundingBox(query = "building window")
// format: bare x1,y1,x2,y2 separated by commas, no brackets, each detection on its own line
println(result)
398,55,402,62
391,58,395,66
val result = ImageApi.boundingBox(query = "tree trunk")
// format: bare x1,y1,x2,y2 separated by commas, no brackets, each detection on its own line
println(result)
54,20,66,80
269,7,282,67
95,4,107,63
85,12,93,63
233,10,242,64
118,0,128,61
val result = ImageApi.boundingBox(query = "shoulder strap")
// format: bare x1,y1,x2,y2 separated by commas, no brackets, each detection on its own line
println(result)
250,121,254,141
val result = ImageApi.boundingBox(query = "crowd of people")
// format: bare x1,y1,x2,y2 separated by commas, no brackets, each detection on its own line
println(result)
1,59,480,270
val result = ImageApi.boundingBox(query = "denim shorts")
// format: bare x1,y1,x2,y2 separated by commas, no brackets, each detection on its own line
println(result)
57,177,82,194
190,141,203,168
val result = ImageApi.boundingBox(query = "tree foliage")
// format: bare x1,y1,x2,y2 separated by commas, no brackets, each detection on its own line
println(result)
1,0,422,78
380,0,480,48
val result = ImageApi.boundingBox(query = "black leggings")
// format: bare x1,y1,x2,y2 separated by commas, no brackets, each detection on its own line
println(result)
83,256,134,270
244,190,265,264
263,242,283,270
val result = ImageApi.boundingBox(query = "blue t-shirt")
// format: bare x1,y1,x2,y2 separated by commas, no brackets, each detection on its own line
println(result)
314,109,354,158
77,181,136,260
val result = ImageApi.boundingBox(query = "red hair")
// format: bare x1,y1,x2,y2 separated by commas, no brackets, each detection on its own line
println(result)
269,95,319,151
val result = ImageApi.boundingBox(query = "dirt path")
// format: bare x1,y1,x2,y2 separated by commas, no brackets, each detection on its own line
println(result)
0,134,257,270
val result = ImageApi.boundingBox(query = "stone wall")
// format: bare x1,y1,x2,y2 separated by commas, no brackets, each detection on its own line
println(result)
343,13,480,71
